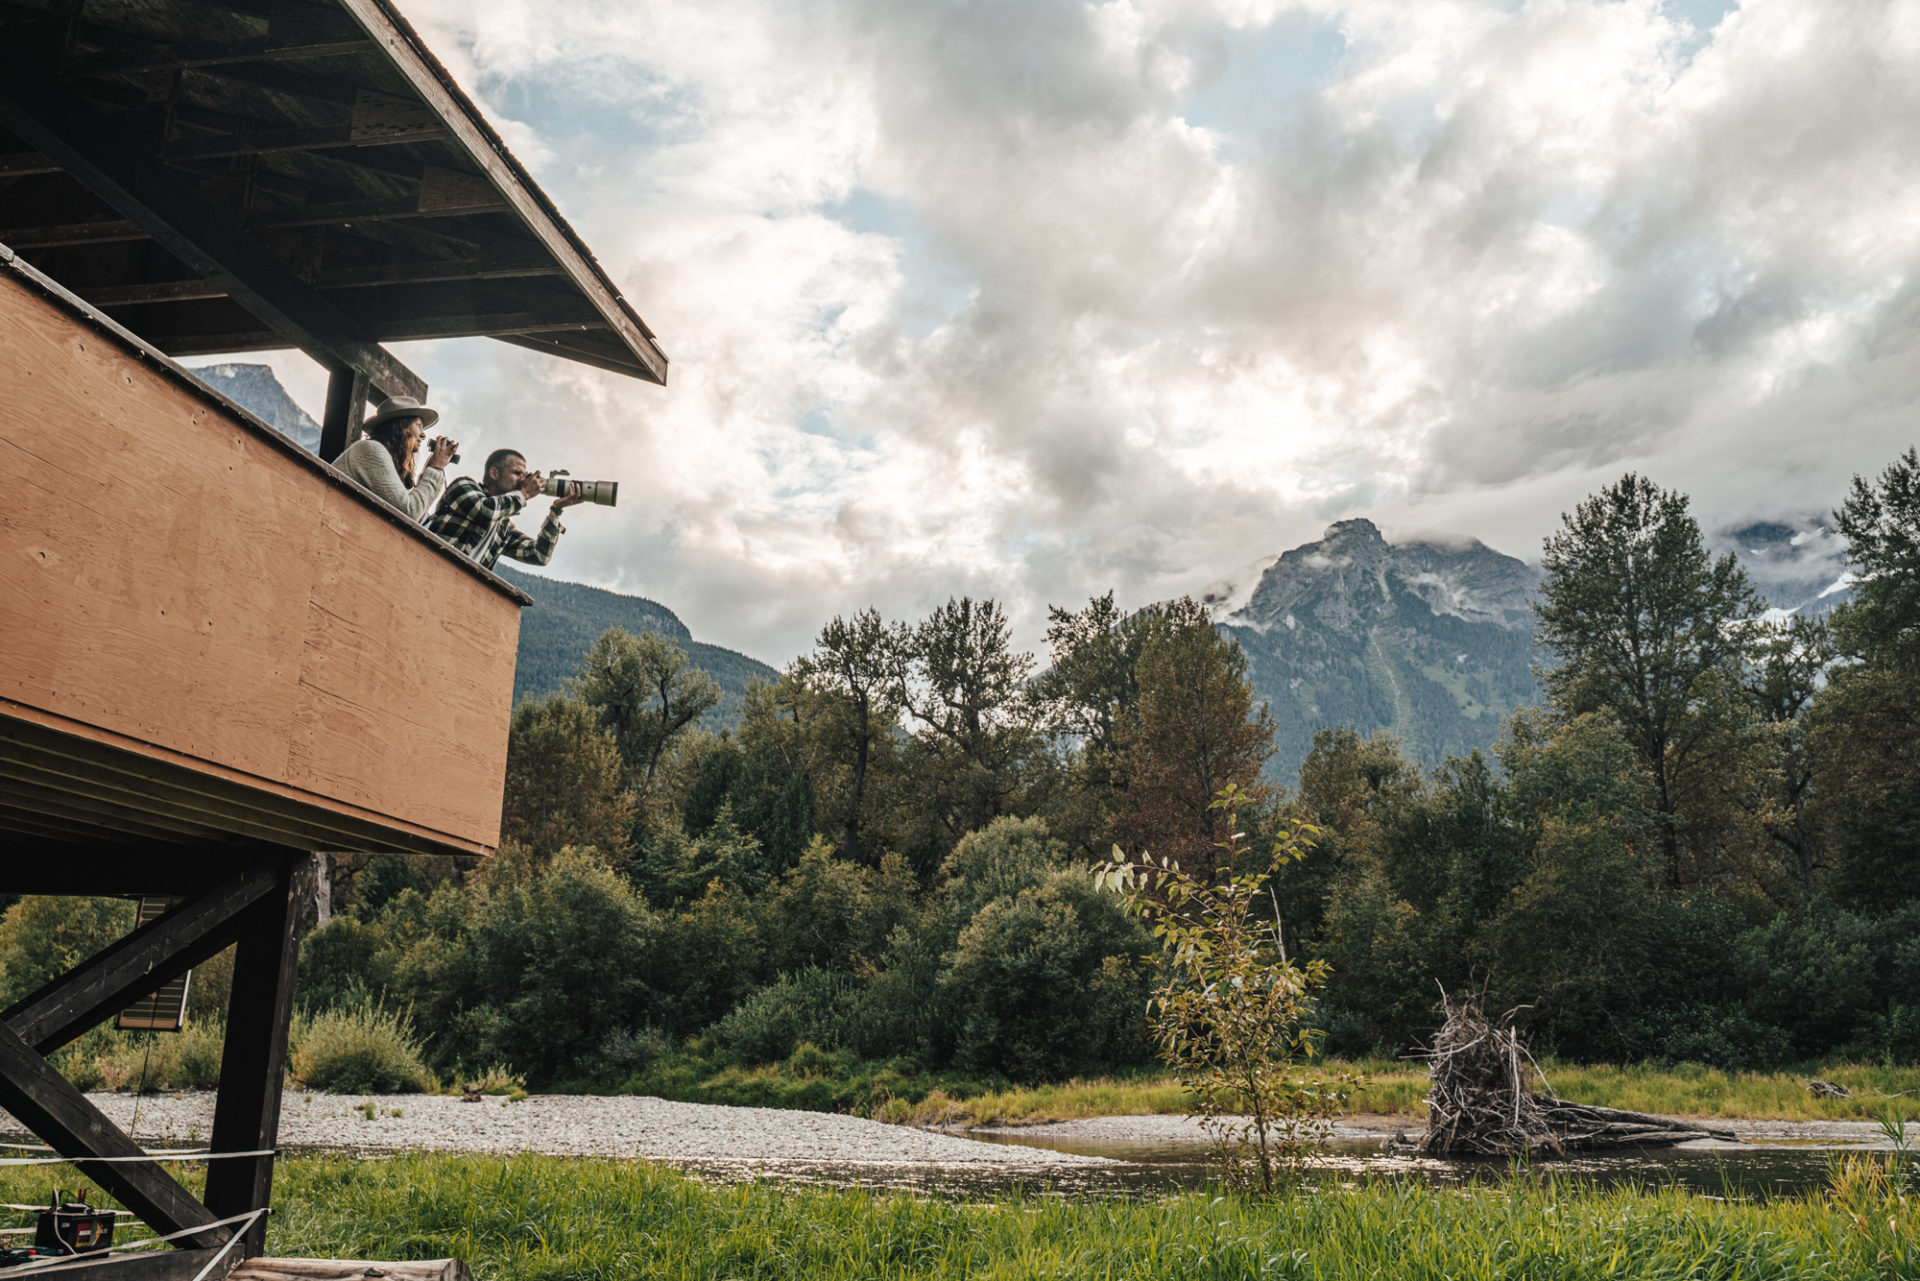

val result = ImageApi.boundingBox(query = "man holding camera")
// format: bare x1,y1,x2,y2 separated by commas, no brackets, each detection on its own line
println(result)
427,447,587,570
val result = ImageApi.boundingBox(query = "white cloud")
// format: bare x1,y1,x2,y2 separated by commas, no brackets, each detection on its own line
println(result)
300,0,1920,666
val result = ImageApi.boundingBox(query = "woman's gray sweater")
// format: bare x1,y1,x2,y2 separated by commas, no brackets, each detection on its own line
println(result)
336,438,449,523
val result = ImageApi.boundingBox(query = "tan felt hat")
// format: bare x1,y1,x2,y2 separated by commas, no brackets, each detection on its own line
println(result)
363,395,440,430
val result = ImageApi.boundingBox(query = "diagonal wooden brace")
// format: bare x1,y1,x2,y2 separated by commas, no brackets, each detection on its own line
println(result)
0,1022,228,1250
3,862,282,1055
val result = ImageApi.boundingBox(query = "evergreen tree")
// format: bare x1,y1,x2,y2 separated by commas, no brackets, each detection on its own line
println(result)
1534,473,1760,888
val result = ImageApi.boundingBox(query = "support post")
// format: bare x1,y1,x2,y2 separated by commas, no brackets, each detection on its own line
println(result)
4,859,280,1054
319,367,368,462
0,1025,226,1249
203,854,310,1257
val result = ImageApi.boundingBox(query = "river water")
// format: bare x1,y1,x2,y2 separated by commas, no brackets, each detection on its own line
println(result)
683,1128,1908,1202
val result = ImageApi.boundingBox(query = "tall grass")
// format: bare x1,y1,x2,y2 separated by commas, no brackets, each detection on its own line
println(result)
3,1153,1910,1278
886,1059,1920,1126
253,1154,1914,1280
52,1022,227,1092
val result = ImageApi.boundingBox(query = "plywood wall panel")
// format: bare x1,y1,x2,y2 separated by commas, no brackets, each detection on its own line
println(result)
0,270,520,852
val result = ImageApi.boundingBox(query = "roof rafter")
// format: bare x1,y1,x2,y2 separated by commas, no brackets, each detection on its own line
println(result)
0,45,424,398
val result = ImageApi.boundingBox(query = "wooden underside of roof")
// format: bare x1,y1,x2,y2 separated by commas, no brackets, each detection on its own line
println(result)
0,0,666,388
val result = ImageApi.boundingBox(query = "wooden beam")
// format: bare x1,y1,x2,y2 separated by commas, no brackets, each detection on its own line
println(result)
165,121,444,161
319,365,366,462
0,752,415,853
0,1023,228,1250
74,257,566,309
27,1247,231,1281
0,219,149,249
333,0,668,384
0,151,59,176
0,774,225,840
3,860,281,1054
84,279,229,306
247,195,509,230
69,31,375,77
0,804,107,844
494,331,655,379
204,857,309,1258
0,843,262,897
0,53,425,400
315,255,563,289
0,710,496,858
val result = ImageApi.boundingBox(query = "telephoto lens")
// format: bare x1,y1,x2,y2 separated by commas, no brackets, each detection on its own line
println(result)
540,474,619,507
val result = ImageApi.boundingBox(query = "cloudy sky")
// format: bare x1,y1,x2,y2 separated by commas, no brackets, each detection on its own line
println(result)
238,0,1920,665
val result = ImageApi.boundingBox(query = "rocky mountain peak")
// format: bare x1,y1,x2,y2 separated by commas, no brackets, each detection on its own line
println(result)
1230,520,1539,636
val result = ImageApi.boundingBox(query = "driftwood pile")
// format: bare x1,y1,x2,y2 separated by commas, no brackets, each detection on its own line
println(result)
1417,994,1737,1157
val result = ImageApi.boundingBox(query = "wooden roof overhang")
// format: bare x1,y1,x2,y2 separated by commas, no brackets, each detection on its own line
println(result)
0,0,668,420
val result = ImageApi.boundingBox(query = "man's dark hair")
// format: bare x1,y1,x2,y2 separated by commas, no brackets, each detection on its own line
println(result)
484,448,526,477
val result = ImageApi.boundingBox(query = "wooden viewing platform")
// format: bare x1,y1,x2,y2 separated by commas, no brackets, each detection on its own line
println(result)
0,0,670,1273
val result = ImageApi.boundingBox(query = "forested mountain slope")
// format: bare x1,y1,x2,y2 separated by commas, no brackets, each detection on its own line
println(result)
496,567,779,722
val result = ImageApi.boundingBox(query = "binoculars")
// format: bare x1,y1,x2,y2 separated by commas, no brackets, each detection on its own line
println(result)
541,470,618,507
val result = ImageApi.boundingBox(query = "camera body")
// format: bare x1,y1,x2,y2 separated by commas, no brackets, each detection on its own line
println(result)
540,470,618,507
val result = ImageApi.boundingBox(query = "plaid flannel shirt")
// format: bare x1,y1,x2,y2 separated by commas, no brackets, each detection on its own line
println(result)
426,476,565,570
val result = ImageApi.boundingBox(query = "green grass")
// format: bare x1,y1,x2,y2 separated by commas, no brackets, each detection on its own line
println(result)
1529,1061,1920,1122
5,1151,1915,1279
596,1049,1920,1127
11,1154,1910,1281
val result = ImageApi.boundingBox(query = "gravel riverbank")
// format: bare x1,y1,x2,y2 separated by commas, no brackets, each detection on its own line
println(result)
2,1092,1115,1169
7,1095,1906,1176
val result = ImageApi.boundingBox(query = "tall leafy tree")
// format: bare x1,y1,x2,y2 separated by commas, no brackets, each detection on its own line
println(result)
893,597,1048,864
1819,447,1920,904
1743,615,1832,899
1534,473,1759,888
572,628,722,799
501,694,636,862
1031,591,1142,855
794,609,905,865
1109,598,1275,874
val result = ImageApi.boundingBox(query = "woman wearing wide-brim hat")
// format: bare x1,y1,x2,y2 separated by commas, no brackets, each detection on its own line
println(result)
334,396,462,523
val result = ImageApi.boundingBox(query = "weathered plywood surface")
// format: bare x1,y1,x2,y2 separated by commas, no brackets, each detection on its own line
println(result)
0,269,517,851
230,1260,473,1281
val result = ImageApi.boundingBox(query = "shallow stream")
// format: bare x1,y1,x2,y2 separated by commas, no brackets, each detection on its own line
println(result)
678,1129,1906,1202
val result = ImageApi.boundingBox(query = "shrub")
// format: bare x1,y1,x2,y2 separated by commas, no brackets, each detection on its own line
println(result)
942,872,1152,1082
298,916,398,1013
54,1023,225,1092
762,841,917,975
709,967,869,1064
467,849,660,1078
938,817,1064,921
289,998,436,1093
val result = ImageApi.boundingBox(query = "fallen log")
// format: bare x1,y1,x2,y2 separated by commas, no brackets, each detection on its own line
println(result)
1416,993,1740,1156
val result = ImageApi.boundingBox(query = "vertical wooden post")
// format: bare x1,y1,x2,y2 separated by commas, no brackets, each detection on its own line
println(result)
204,852,309,1257
318,366,368,462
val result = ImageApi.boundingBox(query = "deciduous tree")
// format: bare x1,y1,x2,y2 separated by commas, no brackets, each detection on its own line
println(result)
1534,474,1759,888
573,628,722,800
